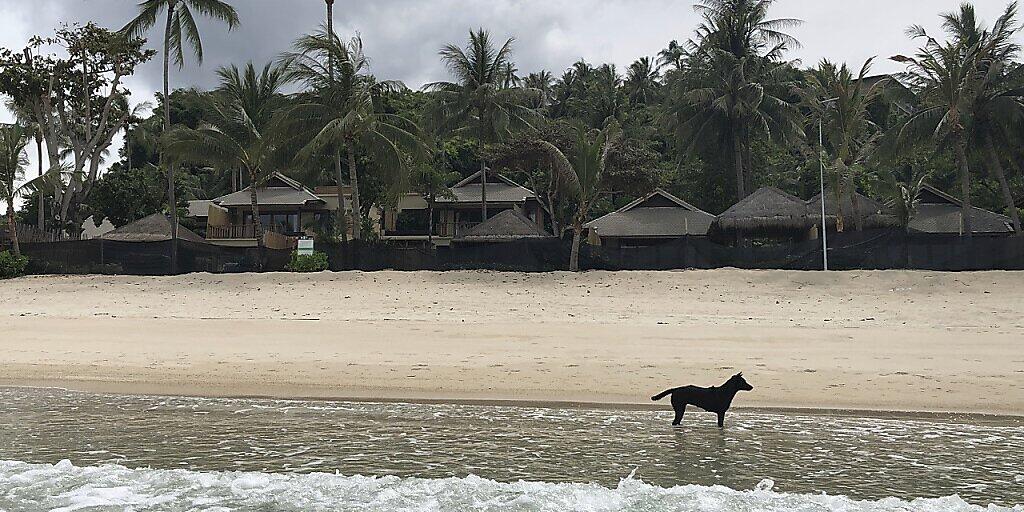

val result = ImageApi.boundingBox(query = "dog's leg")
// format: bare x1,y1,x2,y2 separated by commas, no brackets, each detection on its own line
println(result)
716,411,725,428
672,404,686,426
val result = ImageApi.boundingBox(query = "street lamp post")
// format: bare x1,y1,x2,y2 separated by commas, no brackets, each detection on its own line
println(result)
818,97,839,272
819,117,829,271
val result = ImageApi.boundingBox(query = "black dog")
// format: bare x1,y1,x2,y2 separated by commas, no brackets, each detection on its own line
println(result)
651,373,753,427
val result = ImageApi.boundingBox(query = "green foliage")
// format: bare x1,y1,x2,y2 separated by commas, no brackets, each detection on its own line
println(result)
0,250,29,279
285,251,329,272
85,163,184,226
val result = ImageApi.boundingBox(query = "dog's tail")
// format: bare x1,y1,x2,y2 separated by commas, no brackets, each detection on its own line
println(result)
651,388,675,401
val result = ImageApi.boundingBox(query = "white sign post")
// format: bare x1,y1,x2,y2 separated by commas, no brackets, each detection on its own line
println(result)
297,238,314,256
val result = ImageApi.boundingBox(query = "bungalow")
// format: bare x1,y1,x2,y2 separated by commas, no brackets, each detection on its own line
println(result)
715,187,812,241
197,172,373,248
382,170,548,246
908,184,1014,235
584,189,715,248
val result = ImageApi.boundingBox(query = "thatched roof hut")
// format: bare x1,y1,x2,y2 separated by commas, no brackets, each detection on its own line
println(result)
807,191,898,229
716,187,810,231
453,209,552,243
101,213,207,243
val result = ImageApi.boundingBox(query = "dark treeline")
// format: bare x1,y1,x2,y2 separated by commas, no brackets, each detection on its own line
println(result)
2,0,1023,262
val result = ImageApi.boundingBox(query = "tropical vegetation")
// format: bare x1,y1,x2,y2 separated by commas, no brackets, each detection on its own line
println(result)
1,0,1022,271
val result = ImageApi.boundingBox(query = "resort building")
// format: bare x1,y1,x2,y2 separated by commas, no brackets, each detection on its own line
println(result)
188,172,373,249
715,187,813,242
584,189,715,248
382,170,548,246
908,184,1014,235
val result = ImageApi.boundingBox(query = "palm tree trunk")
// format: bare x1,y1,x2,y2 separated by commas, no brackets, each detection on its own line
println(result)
569,220,582,272
163,0,179,273
35,137,44,231
333,149,348,243
248,169,265,270
6,200,20,258
477,118,488,221
986,139,1021,236
732,134,745,200
348,148,361,240
953,136,973,237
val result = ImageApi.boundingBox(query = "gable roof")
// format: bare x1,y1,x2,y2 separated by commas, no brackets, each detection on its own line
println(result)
716,187,810,230
454,208,552,242
212,172,326,208
437,170,537,204
101,213,207,243
585,189,715,237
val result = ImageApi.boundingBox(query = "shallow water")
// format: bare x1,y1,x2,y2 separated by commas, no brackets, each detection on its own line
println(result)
0,387,1021,511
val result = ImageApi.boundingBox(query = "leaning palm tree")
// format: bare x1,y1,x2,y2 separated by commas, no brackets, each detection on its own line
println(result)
425,29,541,220
163,62,288,262
121,0,240,268
0,124,32,257
891,3,1021,235
283,30,425,240
798,58,885,231
519,120,623,271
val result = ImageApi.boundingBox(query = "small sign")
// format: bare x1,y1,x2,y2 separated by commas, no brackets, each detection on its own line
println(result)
297,238,314,256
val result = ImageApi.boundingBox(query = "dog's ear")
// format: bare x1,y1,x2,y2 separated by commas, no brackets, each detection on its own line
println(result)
737,372,743,377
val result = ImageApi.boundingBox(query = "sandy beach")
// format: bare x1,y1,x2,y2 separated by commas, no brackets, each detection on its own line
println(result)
1,270,1022,415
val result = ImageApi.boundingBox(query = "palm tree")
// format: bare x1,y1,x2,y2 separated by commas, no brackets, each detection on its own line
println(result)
121,0,240,268
891,3,1021,235
693,0,802,58
667,0,802,201
4,100,46,231
283,30,424,241
520,120,623,271
624,57,661,105
0,124,31,257
668,49,801,200
524,70,555,109
163,62,288,261
799,59,885,231
426,29,541,220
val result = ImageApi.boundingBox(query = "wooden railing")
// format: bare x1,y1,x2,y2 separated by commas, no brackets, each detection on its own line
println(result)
206,223,287,239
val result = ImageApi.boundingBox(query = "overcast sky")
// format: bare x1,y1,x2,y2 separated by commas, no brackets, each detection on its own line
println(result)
0,0,1020,207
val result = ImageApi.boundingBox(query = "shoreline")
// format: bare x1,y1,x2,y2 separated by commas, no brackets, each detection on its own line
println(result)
3,270,1022,418
4,382,1022,424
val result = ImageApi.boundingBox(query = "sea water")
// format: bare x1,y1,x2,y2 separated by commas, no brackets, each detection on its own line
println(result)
0,387,1021,511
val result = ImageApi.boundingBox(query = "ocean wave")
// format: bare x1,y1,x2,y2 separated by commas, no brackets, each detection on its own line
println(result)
0,460,1018,512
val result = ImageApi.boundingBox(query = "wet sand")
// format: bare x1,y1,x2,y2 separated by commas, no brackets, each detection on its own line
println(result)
1,270,1022,415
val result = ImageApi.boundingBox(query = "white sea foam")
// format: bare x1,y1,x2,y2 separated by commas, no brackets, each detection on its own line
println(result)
0,460,1019,512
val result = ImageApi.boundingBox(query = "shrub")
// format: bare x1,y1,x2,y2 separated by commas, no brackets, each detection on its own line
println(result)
0,250,29,279
285,250,329,272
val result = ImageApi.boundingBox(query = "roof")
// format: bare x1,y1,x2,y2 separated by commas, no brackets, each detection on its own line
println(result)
908,204,1013,234
585,189,715,237
454,208,552,242
187,200,214,218
435,171,537,204
908,184,1012,234
716,187,810,230
100,213,207,243
212,173,326,208
807,191,898,229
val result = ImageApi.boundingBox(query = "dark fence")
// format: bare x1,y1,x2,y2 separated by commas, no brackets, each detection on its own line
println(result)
584,230,1024,271
13,239,291,275
4,230,1022,275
